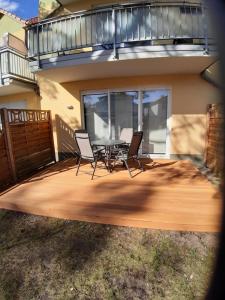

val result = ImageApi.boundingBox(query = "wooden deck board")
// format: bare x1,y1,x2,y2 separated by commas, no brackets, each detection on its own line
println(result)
0,158,222,232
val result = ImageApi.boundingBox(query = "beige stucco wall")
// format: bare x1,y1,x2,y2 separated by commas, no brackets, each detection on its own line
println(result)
37,73,220,157
0,92,41,110
0,14,25,41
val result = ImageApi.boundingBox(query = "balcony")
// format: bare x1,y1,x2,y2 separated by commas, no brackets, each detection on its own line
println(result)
0,33,36,96
27,2,216,82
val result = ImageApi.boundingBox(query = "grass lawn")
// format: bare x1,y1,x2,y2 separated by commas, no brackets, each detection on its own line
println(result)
0,209,218,300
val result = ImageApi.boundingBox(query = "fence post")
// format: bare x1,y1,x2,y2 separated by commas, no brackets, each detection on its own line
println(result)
2,108,17,182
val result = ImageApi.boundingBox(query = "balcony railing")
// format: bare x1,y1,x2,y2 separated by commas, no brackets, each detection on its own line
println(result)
27,2,211,60
0,33,35,84
0,48,36,84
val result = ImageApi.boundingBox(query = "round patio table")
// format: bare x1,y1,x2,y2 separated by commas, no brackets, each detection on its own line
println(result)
91,139,126,172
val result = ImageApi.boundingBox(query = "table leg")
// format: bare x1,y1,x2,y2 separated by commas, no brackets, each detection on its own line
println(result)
106,146,112,173
105,145,112,173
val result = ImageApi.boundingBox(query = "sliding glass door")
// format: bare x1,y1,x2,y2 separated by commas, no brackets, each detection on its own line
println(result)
110,92,138,139
142,90,168,154
83,89,169,156
83,93,109,140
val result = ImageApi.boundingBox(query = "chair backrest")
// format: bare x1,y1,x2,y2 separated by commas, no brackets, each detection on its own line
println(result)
128,131,143,157
74,129,87,137
120,128,133,144
75,131,94,160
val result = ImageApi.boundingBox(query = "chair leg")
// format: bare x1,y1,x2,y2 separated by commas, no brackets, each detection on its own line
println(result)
103,158,110,173
137,158,144,172
124,160,132,178
91,160,97,180
76,155,79,165
76,157,81,176
113,158,118,169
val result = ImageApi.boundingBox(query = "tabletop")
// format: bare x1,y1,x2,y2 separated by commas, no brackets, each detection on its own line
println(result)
91,139,125,147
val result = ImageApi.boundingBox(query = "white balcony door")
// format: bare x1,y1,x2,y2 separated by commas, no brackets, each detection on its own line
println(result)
83,89,170,157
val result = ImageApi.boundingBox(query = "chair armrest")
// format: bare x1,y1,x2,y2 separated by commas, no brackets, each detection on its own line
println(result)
93,147,105,154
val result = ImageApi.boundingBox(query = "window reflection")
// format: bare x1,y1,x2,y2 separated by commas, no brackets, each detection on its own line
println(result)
111,91,138,140
83,94,109,140
142,90,168,154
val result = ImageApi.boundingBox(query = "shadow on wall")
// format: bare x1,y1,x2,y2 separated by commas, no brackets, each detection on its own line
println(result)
55,114,79,161
171,115,206,165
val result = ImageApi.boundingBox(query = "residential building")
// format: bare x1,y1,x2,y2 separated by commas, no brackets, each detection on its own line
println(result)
26,0,220,161
0,9,39,111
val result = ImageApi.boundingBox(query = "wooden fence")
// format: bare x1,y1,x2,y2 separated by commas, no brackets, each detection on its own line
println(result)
205,104,224,175
0,108,56,190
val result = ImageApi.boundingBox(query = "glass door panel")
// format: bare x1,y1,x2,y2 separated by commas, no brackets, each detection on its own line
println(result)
142,90,168,154
110,91,138,140
83,93,109,140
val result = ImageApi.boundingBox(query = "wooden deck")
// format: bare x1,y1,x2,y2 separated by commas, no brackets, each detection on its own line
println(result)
0,158,222,232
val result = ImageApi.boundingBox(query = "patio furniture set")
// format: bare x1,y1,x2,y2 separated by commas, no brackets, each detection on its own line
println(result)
74,129,144,179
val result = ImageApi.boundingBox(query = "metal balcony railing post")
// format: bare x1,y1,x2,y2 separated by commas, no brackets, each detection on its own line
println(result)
7,51,10,75
202,4,209,54
112,8,117,59
36,24,41,69
0,53,3,85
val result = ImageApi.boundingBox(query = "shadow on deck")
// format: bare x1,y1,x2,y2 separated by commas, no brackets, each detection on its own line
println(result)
0,158,222,232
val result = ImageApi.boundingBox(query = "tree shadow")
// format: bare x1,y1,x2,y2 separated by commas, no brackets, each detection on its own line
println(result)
55,114,79,160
